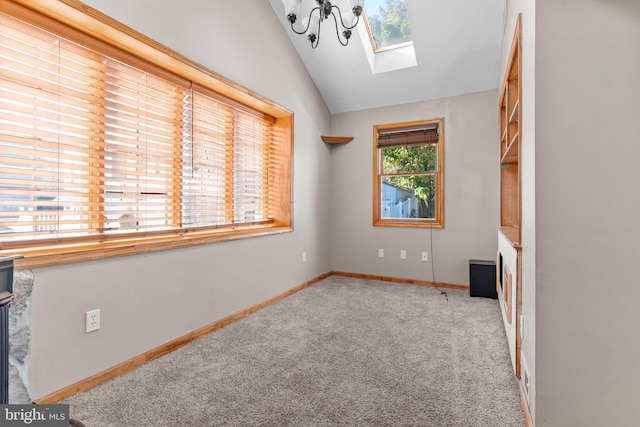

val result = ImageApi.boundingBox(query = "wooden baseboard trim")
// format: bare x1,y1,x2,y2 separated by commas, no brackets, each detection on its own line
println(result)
34,272,331,404
329,271,469,291
519,377,534,427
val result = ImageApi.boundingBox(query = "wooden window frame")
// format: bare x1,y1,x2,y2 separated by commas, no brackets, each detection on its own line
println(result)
0,0,293,269
373,119,444,228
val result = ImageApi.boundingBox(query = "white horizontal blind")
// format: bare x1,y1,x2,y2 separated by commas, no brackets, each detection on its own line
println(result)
234,110,271,223
183,91,234,228
103,59,186,234
0,15,104,240
184,91,274,227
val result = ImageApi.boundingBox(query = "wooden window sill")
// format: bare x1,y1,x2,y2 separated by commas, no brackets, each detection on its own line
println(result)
374,219,444,228
1,226,293,269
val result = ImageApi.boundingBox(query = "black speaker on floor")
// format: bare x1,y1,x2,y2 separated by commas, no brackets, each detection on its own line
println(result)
469,259,497,299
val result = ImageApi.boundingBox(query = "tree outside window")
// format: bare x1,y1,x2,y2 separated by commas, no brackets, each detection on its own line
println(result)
365,0,412,49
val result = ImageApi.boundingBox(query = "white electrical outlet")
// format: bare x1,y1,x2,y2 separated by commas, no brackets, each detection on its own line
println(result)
400,250,406,260
421,251,428,261
378,249,384,258
302,252,307,263
85,309,100,333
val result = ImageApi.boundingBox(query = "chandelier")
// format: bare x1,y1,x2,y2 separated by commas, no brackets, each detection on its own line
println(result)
283,0,364,49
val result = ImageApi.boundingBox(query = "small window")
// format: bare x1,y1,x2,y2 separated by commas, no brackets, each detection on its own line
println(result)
363,0,413,52
373,119,444,228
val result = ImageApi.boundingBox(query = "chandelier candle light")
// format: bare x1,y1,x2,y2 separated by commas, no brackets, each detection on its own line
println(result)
283,0,364,48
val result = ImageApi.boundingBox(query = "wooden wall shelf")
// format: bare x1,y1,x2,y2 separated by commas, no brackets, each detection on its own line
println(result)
498,226,522,250
321,135,353,144
501,133,519,164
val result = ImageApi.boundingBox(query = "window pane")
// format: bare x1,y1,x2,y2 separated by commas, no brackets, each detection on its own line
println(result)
365,0,412,49
381,175,435,219
103,59,184,233
182,92,233,227
234,110,270,223
0,17,104,240
382,143,436,174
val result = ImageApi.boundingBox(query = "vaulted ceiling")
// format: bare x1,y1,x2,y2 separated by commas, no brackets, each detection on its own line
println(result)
268,0,506,114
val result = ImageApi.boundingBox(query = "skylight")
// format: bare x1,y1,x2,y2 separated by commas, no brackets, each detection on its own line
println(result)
364,0,412,51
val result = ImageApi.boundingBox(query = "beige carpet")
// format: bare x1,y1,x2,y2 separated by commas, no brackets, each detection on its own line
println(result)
64,275,525,426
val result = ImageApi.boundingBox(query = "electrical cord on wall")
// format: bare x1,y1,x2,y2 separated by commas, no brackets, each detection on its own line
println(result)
429,225,448,301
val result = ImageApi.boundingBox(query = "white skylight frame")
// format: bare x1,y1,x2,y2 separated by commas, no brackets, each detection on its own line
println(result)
356,10,417,74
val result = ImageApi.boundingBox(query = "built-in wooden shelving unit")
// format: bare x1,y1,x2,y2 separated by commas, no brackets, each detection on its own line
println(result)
499,16,522,243
497,15,525,392
321,135,353,144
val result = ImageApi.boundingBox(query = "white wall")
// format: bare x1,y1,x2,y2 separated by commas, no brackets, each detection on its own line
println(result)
329,90,500,286
535,0,640,425
27,0,332,399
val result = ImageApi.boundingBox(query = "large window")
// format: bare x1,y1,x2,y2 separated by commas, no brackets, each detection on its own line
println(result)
373,119,444,228
0,2,292,266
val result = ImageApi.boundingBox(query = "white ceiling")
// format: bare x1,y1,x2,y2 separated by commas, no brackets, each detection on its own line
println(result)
269,0,506,114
